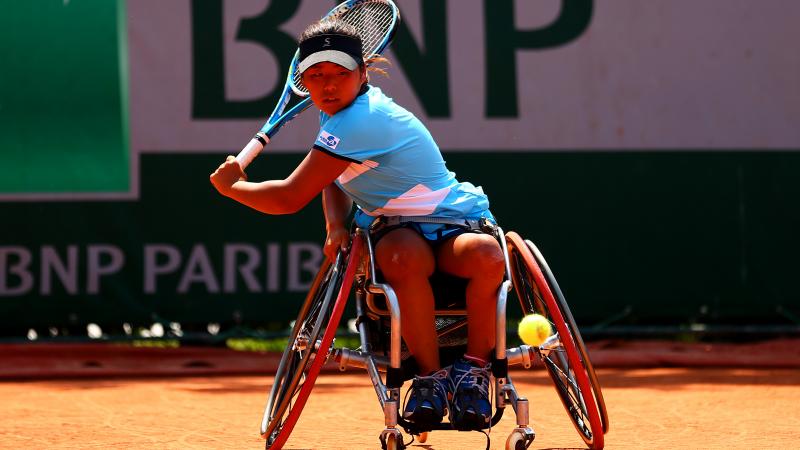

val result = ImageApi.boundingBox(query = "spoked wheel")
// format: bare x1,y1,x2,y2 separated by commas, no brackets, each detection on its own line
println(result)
506,232,608,449
261,236,362,449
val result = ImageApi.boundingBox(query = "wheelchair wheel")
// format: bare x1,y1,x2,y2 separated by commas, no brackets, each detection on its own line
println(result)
261,237,362,449
506,232,608,449
523,238,609,436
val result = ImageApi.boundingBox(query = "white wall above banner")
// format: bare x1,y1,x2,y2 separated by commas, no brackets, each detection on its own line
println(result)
129,0,800,153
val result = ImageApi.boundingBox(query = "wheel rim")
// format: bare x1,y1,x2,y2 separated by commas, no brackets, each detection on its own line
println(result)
506,232,605,449
524,239,609,434
264,257,340,445
261,237,362,448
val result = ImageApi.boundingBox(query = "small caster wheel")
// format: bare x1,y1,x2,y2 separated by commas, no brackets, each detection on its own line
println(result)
380,429,405,450
506,428,535,450
384,432,405,450
417,431,428,443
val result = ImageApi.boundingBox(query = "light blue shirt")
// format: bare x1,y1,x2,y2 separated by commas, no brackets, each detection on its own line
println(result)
313,86,492,229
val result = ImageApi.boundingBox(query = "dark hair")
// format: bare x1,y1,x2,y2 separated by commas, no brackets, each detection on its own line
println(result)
299,18,391,80
300,19,360,44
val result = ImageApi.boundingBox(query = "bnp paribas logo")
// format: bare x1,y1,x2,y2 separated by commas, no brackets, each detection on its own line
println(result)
191,0,594,121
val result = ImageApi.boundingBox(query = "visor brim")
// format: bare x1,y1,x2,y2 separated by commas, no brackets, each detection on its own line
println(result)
298,50,360,73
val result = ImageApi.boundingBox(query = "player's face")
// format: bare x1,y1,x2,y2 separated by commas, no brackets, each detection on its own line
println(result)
302,62,365,115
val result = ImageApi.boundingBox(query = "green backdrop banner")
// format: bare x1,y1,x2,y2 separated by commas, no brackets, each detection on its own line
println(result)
0,0,129,197
2,153,799,335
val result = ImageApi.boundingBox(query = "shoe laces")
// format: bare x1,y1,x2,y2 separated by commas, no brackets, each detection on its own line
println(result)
453,362,495,441
453,364,491,399
403,368,451,410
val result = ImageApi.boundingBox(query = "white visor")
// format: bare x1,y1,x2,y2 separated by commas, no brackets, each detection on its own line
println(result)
298,50,359,74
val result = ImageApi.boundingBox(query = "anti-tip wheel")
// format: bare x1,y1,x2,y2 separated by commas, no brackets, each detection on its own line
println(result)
382,431,405,450
506,428,534,450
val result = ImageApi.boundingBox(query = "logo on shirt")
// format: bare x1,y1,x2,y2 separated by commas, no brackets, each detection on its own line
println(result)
317,130,341,149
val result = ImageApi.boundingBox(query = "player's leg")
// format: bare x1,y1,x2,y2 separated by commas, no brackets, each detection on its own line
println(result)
435,232,505,359
375,227,439,372
435,231,504,430
375,227,451,427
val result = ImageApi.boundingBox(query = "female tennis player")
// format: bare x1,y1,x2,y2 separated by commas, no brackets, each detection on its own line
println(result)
210,19,503,431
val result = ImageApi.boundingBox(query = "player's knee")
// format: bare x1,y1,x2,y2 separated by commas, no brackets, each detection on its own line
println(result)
375,230,435,280
467,237,505,280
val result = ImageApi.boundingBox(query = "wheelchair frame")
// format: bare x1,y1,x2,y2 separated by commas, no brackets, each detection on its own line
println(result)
260,223,609,450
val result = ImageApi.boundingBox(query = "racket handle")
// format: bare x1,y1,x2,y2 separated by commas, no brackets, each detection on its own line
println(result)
235,132,270,170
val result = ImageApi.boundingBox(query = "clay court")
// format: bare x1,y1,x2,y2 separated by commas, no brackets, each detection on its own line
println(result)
2,340,798,449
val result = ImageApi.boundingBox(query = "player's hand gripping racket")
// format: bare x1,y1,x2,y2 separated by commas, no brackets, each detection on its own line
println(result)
235,0,400,171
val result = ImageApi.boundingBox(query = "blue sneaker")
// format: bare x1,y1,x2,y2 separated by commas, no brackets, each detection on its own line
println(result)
402,369,452,427
449,358,492,430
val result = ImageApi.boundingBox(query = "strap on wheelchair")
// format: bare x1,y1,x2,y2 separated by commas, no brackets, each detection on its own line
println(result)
369,215,497,234
386,366,404,389
491,352,508,379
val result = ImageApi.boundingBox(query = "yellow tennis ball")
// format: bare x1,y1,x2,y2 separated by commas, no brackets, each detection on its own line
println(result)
518,314,552,346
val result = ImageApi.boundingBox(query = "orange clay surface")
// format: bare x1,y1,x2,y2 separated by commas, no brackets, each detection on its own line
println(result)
2,368,798,449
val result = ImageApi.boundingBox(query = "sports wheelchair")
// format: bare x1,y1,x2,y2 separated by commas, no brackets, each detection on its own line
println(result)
259,218,609,449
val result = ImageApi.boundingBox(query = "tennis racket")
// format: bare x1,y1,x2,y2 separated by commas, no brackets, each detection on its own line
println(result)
234,0,400,171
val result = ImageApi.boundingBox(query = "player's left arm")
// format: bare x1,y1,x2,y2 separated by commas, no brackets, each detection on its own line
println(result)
322,183,354,259
210,149,350,215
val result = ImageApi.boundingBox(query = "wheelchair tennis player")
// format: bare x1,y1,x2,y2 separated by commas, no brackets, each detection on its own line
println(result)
211,18,502,432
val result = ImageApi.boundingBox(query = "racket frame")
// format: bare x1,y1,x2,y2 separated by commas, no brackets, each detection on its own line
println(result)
235,0,400,169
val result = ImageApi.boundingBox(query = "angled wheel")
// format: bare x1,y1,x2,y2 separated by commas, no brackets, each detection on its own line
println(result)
506,232,608,449
523,237,609,436
261,236,362,449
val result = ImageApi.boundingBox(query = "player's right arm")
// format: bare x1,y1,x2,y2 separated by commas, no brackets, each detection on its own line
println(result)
210,149,350,215
322,183,353,260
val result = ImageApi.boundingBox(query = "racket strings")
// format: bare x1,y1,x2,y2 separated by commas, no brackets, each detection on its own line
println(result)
339,2,395,55
291,0,396,96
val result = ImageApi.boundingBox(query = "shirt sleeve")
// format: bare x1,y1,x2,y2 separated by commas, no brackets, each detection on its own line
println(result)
312,107,393,164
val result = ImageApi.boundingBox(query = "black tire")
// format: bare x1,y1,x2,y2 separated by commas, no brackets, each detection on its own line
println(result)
261,252,349,448
506,232,607,449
